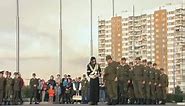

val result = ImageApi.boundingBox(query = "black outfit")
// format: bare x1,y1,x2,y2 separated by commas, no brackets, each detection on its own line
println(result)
87,63,101,105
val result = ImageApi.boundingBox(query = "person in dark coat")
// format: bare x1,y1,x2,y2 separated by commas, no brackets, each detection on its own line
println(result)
87,57,101,105
29,73,39,104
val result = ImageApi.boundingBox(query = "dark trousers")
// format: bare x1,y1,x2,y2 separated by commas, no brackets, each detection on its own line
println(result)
89,78,99,103
13,90,20,105
0,90,4,104
30,89,37,103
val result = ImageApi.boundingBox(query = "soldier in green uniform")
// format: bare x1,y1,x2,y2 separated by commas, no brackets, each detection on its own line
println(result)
142,60,150,104
148,62,156,104
128,62,135,104
29,73,39,104
153,63,161,104
132,57,144,104
117,57,130,104
13,72,21,105
5,72,13,105
81,74,89,104
158,68,168,104
103,55,119,105
0,71,5,105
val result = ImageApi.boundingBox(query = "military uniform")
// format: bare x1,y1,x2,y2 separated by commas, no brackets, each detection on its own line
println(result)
117,63,130,104
128,65,135,104
5,76,13,104
0,72,5,105
104,60,119,105
132,64,144,104
29,76,39,104
13,75,21,105
143,65,150,104
158,70,168,104
149,67,156,104
154,68,161,104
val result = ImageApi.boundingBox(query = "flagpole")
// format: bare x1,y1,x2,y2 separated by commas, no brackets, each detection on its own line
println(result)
59,0,63,76
90,0,93,56
16,0,20,73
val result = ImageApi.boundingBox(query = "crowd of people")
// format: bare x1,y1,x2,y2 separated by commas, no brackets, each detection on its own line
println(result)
0,55,169,105
29,73,89,104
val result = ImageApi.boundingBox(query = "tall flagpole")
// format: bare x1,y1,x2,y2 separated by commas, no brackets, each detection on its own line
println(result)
59,0,63,76
16,0,20,73
90,0,93,56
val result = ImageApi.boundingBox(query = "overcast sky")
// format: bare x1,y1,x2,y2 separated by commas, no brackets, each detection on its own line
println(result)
0,0,183,81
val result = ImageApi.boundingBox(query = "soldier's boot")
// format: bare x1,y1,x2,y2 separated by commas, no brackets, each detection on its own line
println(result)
119,96,123,105
161,99,166,105
107,99,112,105
136,98,140,104
112,99,117,105
130,98,134,104
146,99,150,105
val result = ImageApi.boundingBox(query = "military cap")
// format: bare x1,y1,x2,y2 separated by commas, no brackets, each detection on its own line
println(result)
14,72,18,75
142,59,147,63
121,57,126,61
160,68,164,71
106,55,112,60
147,61,152,65
129,62,133,65
135,57,141,60
0,71,4,74
153,63,157,66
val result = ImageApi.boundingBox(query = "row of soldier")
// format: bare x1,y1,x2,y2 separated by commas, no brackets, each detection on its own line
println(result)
0,71,24,105
103,56,168,105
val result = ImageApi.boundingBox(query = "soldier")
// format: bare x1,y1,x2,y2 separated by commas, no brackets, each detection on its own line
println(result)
117,57,130,104
13,72,22,105
0,71,5,105
142,60,150,104
103,55,119,105
128,62,135,104
5,72,13,105
148,62,156,104
153,63,161,104
87,57,101,105
81,74,89,104
132,57,144,104
158,68,168,104
29,73,39,104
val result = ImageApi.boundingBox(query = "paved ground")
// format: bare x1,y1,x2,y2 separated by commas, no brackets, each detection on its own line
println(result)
12,102,182,106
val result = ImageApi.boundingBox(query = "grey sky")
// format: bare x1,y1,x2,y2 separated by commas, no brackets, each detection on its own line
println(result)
0,0,183,81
